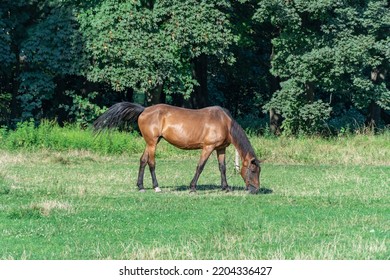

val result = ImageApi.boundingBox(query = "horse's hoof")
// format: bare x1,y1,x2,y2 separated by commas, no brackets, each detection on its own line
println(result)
189,188,196,193
154,187,162,193
139,188,146,193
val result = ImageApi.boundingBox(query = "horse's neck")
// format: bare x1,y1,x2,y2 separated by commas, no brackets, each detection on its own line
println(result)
229,120,254,163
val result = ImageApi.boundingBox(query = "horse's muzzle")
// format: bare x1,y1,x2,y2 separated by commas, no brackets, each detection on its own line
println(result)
247,184,259,194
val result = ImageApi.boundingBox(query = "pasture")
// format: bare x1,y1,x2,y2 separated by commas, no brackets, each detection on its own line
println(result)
0,134,389,260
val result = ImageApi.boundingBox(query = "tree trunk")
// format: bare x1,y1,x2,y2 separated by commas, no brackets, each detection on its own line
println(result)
269,108,282,135
146,83,164,105
268,56,282,135
123,87,134,102
191,54,208,108
9,45,21,126
366,68,386,128
305,81,315,103
171,92,185,107
366,101,381,129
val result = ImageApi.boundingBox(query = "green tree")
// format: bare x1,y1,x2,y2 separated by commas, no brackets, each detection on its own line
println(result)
0,0,31,125
1,0,389,134
0,0,93,124
78,0,236,107
208,0,275,128
19,2,87,120
255,0,390,134
0,9,13,124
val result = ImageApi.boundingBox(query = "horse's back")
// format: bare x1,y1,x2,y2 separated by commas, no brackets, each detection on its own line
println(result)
138,104,232,149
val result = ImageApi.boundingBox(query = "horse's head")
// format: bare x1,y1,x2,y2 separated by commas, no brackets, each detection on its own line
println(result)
241,157,261,194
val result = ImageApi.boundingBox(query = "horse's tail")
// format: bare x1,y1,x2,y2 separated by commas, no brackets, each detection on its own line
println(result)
93,102,145,131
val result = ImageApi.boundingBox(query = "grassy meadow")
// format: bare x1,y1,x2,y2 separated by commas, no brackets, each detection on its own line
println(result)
0,124,389,259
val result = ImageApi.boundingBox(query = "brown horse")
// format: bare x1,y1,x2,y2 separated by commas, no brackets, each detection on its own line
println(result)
93,102,261,193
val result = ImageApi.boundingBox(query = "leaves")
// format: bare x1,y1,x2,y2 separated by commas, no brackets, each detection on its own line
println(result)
257,0,390,133
0,0,389,133
78,0,236,95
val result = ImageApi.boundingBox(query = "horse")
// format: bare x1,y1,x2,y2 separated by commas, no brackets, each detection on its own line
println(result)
93,102,261,194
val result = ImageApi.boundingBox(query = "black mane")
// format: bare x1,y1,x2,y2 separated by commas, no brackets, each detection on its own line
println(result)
230,119,256,159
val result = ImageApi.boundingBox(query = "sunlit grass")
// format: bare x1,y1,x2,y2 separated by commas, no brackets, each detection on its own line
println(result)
0,145,388,260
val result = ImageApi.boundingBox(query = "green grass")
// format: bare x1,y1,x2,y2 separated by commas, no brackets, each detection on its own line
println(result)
0,140,389,259
2,121,390,164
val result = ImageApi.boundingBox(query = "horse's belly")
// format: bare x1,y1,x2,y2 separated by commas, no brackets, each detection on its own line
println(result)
162,127,203,149
162,124,228,150
166,139,203,150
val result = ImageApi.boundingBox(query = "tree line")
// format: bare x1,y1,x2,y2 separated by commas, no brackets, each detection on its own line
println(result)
1,0,389,134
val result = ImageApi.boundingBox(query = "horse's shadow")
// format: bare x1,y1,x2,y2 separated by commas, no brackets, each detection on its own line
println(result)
172,184,273,194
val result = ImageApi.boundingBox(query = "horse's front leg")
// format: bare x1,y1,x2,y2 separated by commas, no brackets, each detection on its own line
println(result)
217,148,230,192
190,146,214,192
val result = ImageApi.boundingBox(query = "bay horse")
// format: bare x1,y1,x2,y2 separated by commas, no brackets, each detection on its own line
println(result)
93,102,261,194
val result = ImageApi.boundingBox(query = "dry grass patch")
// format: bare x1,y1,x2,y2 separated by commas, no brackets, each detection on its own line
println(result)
8,200,73,219
32,200,73,216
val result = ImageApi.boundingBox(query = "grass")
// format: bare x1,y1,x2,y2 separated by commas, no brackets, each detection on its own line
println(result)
1,120,390,164
0,133,389,259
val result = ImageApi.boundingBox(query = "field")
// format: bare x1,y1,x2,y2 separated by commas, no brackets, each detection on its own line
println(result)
0,131,389,260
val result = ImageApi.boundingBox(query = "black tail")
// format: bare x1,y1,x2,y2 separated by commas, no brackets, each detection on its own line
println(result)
93,102,145,131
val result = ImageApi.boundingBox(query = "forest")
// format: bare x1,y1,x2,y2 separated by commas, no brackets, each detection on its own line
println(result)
1,0,389,135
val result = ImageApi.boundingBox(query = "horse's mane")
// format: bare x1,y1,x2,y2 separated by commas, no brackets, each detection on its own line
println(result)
230,120,256,159
222,108,256,159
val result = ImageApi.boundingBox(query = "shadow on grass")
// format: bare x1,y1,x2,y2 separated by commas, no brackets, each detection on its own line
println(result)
172,184,273,194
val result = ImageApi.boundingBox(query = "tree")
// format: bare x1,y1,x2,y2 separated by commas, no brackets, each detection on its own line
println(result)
255,0,390,134
19,2,88,120
0,0,31,125
1,0,389,134
208,0,275,128
78,0,236,107
0,0,93,125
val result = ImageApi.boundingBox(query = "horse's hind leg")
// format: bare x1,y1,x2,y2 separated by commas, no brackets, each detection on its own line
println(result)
217,148,230,192
137,143,160,192
190,146,214,192
137,149,148,192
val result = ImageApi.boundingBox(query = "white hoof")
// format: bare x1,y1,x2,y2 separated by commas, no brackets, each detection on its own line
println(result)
154,187,162,193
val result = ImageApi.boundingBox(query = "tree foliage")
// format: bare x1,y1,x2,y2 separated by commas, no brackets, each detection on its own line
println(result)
0,0,389,134
78,0,236,101
255,0,390,133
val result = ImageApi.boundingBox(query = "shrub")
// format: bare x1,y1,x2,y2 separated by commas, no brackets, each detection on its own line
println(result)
0,120,145,154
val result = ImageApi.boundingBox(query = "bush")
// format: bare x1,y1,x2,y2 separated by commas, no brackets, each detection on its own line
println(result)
5,120,38,149
264,79,332,135
0,120,145,154
328,108,366,134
